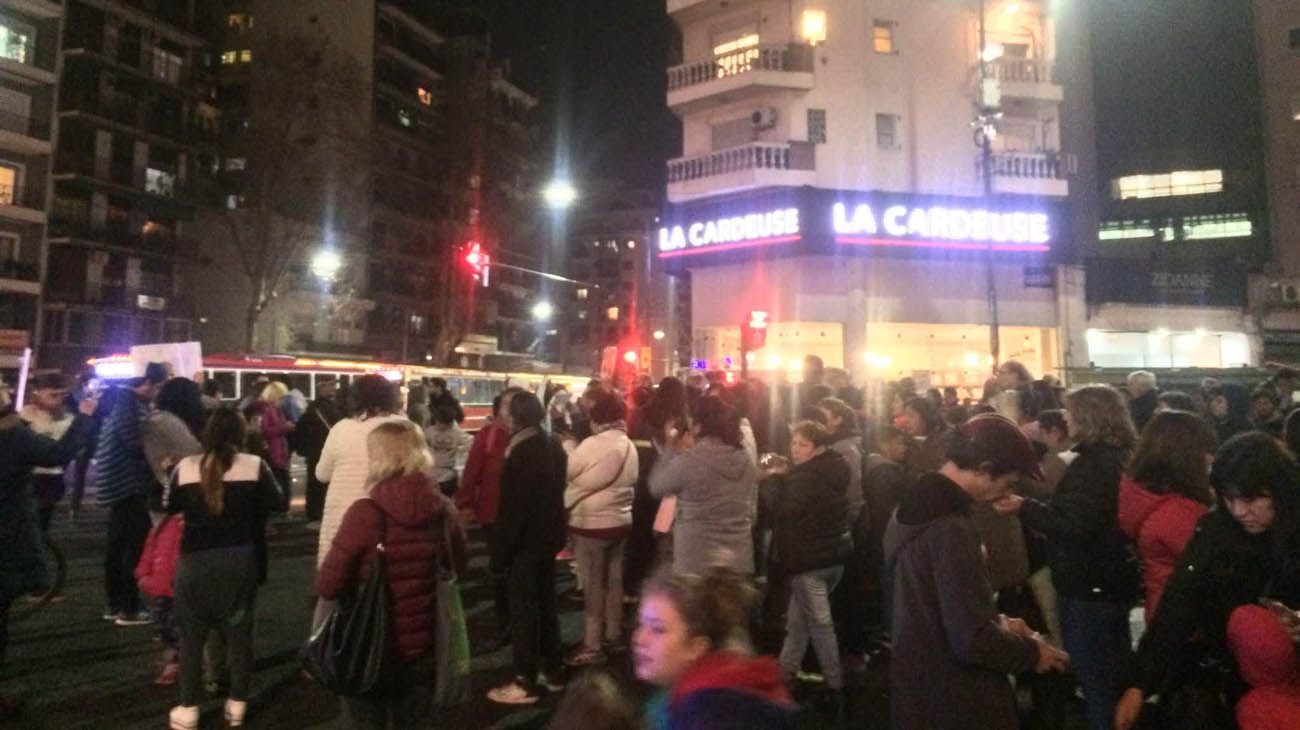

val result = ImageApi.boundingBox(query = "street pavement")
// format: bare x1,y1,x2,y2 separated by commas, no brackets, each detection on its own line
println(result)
8,478,1084,729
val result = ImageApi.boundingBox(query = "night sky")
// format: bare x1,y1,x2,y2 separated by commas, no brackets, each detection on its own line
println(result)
453,0,680,198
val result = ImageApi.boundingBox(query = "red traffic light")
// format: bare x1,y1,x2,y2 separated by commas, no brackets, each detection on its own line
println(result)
623,349,639,365
463,241,487,273
748,310,768,329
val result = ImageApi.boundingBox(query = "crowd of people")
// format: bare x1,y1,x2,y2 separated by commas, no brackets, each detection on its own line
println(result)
1,355,1299,729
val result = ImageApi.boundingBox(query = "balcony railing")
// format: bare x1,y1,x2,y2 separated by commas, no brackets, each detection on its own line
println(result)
987,58,1053,84
0,109,52,140
668,44,813,92
0,183,46,209
0,259,38,282
979,151,1072,180
667,142,813,184
49,218,181,251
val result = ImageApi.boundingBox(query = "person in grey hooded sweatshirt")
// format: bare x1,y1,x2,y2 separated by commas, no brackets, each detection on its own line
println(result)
885,414,1068,730
648,395,757,576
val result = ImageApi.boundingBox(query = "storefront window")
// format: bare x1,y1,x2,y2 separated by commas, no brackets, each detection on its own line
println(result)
1085,329,1252,368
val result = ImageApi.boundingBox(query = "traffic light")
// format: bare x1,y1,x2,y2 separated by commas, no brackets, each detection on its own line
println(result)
463,241,490,286
742,310,768,351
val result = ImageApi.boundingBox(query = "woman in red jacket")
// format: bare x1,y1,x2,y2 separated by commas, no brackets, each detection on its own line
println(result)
1117,410,1217,622
317,421,468,729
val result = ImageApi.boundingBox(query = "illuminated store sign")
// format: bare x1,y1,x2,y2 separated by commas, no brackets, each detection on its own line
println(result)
657,208,801,257
832,202,1050,250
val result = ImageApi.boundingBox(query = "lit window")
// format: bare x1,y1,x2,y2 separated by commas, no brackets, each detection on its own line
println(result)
397,109,412,127
873,21,895,54
221,50,237,65
713,30,760,78
1183,214,1253,240
576,288,588,301
239,49,252,63
145,168,176,197
151,48,183,83
0,165,16,205
227,13,253,30
1098,222,1155,241
225,194,239,209
224,157,246,171
0,15,33,64
801,10,827,45
606,307,620,321
417,87,433,106
875,113,900,149
1111,169,1223,200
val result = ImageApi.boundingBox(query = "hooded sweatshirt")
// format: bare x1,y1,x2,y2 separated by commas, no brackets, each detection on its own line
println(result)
646,652,795,730
884,472,1039,730
1228,604,1300,730
316,473,469,660
649,438,758,575
1209,383,1255,445
1117,475,1208,622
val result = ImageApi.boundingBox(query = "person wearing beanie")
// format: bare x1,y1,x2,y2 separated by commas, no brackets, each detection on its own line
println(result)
887,414,1068,730
1228,604,1300,730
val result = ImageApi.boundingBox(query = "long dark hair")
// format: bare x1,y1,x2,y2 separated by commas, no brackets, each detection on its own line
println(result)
198,408,246,516
691,395,742,449
1211,432,1300,558
156,377,205,438
1128,410,1216,504
350,374,398,419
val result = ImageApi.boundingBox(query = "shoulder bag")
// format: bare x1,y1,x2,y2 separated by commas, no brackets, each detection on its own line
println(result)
566,442,633,515
300,499,398,695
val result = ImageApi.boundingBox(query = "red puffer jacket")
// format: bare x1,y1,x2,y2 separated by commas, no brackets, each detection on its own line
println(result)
1117,475,1207,622
457,421,508,525
316,473,469,660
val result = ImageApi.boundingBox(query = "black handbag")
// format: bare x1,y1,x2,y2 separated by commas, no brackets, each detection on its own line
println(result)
300,500,398,695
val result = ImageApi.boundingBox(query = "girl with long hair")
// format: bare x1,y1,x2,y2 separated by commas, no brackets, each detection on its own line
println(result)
164,408,282,730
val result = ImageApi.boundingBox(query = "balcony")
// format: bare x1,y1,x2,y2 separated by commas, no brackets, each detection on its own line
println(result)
982,58,1062,104
0,183,47,223
668,44,814,114
667,141,816,203
0,259,40,295
667,0,755,23
0,108,53,155
978,151,1073,197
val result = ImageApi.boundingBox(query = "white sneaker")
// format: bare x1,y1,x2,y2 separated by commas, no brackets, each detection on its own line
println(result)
487,678,540,705
537,671,565,692
224,699,246,727
304,521,321,531
168,705,199,730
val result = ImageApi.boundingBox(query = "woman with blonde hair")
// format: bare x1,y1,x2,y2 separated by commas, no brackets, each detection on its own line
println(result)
258,381,295,514
163,408,283,729
995,384,1140,730
317,421,468,728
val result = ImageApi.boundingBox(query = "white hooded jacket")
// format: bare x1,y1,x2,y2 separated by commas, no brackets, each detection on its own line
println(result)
564,427,637,532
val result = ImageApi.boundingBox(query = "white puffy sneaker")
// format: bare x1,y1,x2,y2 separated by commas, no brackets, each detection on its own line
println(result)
224,699,247,727
168,705,198,730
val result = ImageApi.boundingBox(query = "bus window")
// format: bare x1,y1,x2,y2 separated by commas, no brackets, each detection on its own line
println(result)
281,373,311,396
241,372,266,399
210,371,237,402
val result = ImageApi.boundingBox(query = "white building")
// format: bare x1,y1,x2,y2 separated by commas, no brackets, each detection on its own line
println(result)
662,0,1087,392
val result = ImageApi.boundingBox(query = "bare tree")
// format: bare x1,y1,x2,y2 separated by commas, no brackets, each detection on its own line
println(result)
210,29,369,352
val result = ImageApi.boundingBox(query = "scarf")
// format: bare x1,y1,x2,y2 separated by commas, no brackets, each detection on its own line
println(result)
505,426,540,458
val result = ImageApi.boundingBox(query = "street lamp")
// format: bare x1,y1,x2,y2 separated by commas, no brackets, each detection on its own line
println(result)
653,330,666,341
543,179,578,210
310,249,342,281
532,301,555,322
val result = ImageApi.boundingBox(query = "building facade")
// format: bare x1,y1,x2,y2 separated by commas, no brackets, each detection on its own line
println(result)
1251,1,1300,361
1081,0,1268,373
0,0,60,372
39,0,216,372
662,0,1084,392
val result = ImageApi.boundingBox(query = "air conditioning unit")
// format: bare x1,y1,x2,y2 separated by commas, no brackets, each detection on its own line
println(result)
1281,281,1300,304
751,107,778,130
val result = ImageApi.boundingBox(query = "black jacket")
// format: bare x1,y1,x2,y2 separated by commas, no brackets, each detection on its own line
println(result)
1128,508,1300,696
429,392,465,424
769,450,852,575
1129,390,1158,432
295,396,341,462
1019,441,1140,603
490,430,567,571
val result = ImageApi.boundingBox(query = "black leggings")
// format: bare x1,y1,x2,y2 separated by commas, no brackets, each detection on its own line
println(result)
174,547,259,706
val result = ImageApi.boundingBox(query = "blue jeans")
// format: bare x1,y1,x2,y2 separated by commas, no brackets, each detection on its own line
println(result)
779,565,844,689
1059,597,1131,730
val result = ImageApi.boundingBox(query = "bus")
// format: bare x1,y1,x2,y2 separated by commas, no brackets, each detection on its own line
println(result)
87,352,593,430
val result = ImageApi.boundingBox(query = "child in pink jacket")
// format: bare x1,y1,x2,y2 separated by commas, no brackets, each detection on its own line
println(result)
136,514,183,685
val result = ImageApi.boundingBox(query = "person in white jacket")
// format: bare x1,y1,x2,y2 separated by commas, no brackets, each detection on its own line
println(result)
563,390,638,667
311,375,407,629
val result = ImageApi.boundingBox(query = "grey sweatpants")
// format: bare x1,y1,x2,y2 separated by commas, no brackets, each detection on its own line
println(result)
174,546,259,706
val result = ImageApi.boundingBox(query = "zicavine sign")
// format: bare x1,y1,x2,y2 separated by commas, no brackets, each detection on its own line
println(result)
657,207,801,256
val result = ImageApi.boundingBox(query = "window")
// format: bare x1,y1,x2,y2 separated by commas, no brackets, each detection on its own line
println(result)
151,48,182,83
225,194,240,210
873,21,895,54
239,50,252,63
145,168,176,197
228,13,253,30
1290,27,1300,49
875,113,900,149
0,164,17,204
808,108,827,143
1111,169,1223,200
221,50,237,65
0,231,17,260
224,157,246,171
397,109,412,127
417,87,433,106
0,15,33,64
576,288,588,301
606,306,620,321
712,27,760,79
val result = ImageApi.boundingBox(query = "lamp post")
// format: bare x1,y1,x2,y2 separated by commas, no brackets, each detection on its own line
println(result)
976,0,1002,369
